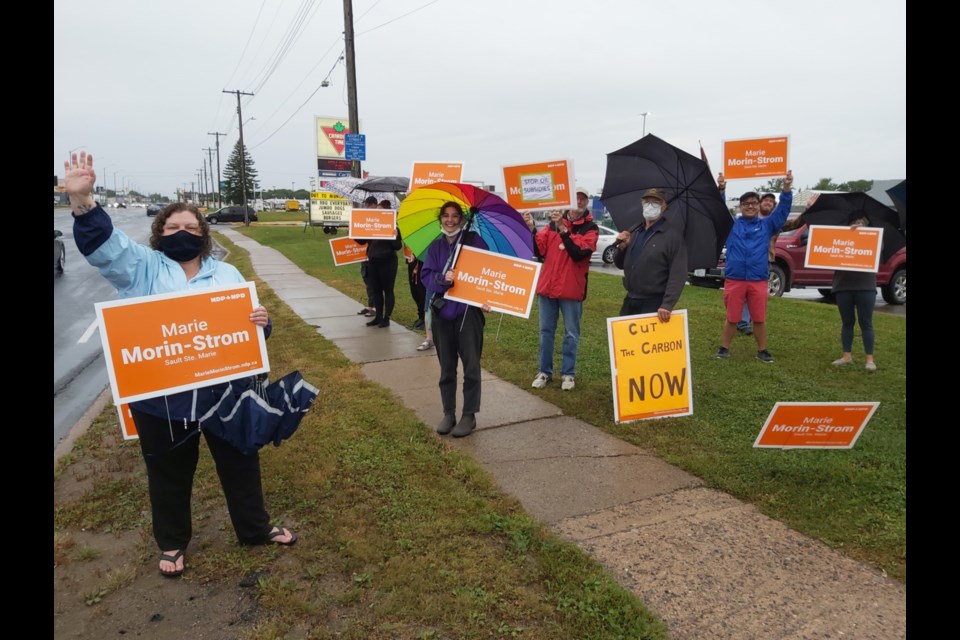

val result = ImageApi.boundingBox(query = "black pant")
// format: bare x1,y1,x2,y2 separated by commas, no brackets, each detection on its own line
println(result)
132,408,272,551
407,259,426,321
367,256,398,320
619,295,663,316
433,306,484,416
360,262,375,307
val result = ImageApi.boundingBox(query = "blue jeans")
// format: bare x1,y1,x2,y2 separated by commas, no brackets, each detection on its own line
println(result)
538,296,582,378
836,290,875,355
738,305,752,331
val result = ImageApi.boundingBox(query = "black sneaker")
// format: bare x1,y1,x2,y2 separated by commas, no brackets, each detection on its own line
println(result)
756,349,775,363
715,347,731,359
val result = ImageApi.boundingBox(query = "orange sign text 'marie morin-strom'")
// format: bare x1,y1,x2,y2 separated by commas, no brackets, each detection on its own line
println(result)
804,225,884,273
95,282,270,405
754,402,879,449
721,136,789,180
443,245,542,318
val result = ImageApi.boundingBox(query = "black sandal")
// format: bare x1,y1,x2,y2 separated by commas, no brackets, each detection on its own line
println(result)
159,549,185,578
267,527,298,546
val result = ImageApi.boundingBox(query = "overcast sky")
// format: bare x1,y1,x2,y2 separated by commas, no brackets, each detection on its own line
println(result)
53,0,906,198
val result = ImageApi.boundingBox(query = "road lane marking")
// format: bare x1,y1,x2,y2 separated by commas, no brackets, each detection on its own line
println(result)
78,320,99,344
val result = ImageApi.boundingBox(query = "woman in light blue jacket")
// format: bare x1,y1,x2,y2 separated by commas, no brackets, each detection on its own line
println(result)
66,151,297,578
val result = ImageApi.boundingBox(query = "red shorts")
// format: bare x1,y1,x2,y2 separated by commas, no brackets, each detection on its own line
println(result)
723,279,768,323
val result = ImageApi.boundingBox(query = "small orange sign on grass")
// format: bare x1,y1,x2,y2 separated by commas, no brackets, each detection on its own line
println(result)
329,236,369,266
754,402,879,449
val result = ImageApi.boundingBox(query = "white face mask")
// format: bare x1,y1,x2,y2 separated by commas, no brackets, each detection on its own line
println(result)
441,226,462,237
642,202,662,221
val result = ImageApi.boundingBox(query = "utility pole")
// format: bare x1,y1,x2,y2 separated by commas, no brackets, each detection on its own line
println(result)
342,0,361,178
223,89,255,225
208,131,226,209
203,147,216,208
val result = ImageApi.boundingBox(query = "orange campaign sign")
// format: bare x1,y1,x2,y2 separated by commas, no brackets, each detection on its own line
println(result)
329,236,369,266
409,162,464,192
754,402,879,449
607,310,693,424
349,208,397,240
722,136,789,179
443,245,542,318
501,159,576,211
804,225,884,273
95,282,270,405
117,404,138,440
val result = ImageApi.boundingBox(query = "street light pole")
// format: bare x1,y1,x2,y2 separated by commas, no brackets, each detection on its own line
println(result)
640,112,651,136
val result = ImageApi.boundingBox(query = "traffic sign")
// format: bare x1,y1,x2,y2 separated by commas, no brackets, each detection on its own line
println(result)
344,133,366,161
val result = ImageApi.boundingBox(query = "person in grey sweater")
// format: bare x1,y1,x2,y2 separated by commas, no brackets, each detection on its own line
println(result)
830,215,878,371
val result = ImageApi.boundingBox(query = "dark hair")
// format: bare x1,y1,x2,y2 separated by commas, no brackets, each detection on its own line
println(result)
739,191,760,203
149,202,213,258
438,201,464,220
363,196,378,206
379,199,392,209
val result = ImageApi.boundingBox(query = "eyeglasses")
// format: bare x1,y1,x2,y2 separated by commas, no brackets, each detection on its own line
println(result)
740,201,760,207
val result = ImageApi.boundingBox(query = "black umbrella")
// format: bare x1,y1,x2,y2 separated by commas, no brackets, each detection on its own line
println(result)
798,192,905,261
885,179,906,230
199,371,319,456
353,176,410,194
601,134,733,270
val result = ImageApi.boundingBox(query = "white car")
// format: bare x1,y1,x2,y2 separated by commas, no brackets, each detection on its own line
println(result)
591,224,621,264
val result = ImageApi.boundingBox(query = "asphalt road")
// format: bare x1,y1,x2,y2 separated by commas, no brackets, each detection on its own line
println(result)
53,205,153,447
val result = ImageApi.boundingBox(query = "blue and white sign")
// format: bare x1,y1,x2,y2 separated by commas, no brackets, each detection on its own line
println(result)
344,134,366,161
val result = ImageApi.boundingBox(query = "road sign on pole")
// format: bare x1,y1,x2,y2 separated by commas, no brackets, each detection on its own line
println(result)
344,134,366,161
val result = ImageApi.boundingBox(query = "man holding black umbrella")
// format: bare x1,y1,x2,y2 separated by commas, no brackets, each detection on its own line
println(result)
715,170,793,363
611,188,688,321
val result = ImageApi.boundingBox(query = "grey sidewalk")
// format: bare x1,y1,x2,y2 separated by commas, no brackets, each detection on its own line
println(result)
223,228,906,640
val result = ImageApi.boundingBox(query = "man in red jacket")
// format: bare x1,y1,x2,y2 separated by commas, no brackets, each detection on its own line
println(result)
521,186,599,391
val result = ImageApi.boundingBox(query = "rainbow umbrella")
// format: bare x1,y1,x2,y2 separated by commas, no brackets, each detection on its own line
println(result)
397,182,535,261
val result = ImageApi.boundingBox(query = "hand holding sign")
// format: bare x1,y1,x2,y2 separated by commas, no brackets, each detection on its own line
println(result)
783,170,794,191
249,305,269,327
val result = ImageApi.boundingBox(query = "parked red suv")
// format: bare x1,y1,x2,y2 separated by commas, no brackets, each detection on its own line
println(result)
688,220,906,305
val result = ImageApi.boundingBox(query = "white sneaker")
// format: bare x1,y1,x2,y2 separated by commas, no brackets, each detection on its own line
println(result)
561,375,575,391
531,372,550,389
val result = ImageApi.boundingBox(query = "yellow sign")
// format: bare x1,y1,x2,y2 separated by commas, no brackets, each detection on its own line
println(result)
607,310,693,424
722,136,789,179
349,208,397,240
804,225,884,273
409,162,464,191
309,191,352,226
754,402,878,449
95,282,270,405
443,245,542,318
501,159,576,211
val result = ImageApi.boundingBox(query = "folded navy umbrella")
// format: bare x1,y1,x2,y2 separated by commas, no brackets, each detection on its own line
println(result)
199,371,319,455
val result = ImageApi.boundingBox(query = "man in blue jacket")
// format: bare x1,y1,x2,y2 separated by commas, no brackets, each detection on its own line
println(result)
715,170,793,363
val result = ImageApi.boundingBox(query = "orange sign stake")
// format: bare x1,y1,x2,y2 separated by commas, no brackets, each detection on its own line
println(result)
95,282,270,405
443,245,542,318
804,225,884,272
754,402,879,449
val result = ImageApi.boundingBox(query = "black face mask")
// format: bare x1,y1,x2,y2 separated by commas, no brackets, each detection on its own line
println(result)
158,230,204,262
